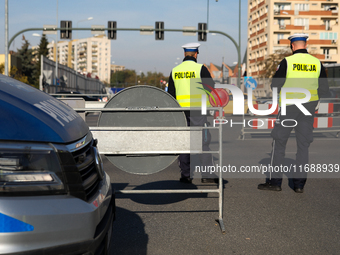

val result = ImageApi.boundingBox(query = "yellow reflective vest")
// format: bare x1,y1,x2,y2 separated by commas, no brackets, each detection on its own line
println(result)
172,61,211,107
280,53,320,104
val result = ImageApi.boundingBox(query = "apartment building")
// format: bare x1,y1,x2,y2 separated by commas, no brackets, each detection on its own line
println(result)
47,35,111,83
110,64,125,73
248,0,339,78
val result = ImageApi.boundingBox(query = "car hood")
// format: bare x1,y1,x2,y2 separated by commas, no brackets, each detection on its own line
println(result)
0,75,89,143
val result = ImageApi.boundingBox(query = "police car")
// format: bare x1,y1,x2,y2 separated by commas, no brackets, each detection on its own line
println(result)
0,75,115,255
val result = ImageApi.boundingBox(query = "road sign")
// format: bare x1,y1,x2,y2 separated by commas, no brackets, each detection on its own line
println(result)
91,25,105,35
140,26,153,35
43,25,57,35
183,26,196,36
245,77,257,90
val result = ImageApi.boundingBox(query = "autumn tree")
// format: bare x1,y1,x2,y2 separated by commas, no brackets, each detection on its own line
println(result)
259,48,291,78
1,61,29,84
10,66,29,84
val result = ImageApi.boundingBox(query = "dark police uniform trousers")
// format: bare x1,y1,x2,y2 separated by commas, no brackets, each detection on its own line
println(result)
268,48,329,189
179,114,212,178
168,56,215,178
270,101,318,188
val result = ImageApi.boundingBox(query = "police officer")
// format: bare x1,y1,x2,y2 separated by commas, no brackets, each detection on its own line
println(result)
258,34,330,193
168,42,217,184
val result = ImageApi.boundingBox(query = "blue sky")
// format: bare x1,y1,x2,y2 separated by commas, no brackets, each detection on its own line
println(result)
0,0,248,75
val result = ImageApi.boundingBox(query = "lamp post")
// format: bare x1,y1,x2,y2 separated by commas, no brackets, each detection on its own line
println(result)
56,0,58,87
5,0,8,76
75,17,93,72
33,33,54,91
175,57,180,65
238,0,241,89
207,0,219,30
154,67,157,87
32,33,55,58
33,33,55,44
112,61,118,87
209,0,241,88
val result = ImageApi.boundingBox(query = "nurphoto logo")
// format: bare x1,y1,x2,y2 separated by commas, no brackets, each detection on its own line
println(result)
201,84,312,117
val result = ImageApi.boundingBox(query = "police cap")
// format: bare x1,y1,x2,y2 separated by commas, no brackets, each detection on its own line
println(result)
182,42,200,54
288,33,309,43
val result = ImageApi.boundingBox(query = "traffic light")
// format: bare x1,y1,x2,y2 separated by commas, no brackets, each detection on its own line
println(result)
198,23,207,41
155,21,164,40
108,21,117,40
60,21,72,39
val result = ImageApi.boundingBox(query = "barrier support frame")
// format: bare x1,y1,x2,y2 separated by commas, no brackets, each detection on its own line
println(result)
78,106,226,234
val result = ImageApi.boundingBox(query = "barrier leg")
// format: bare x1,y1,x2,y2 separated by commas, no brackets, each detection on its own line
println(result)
218,170,226,234
217,107,226,234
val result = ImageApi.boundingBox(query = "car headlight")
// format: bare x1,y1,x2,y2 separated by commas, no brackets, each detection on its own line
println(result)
93,146,104,180
0,142,65,195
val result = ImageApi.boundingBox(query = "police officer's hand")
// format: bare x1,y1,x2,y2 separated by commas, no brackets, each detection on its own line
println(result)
315,101,320,111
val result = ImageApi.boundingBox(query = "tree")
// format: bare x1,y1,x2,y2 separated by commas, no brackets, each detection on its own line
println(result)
16,35,36,86
1,62,29,84
258,48,291,78
1,59,29,84
10,65,29,84
32,35,49,87
110,69,135,86
110,69,168,88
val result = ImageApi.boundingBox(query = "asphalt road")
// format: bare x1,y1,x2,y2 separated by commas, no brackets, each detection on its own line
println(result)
87,113,340,255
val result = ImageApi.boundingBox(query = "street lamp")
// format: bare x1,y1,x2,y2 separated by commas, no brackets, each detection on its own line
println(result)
175,57,180,65
207,0,219,30
33,33,55,42
112,61,119,86
75,17,93,72
33,33,56,90
133,70,142,85
205,1,241,88
56,0,58,87
5,0,8,76
32,33,55,58
209,0,242,88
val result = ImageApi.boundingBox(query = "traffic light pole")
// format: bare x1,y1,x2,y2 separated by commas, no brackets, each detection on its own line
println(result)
7,27,241,88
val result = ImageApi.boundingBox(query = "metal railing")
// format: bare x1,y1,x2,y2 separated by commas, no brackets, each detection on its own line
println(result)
41,55,106,94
